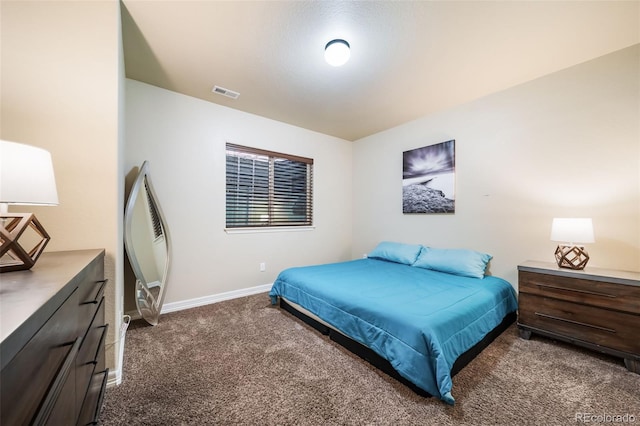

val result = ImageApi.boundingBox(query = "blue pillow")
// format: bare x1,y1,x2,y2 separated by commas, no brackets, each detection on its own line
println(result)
368,241,424,265
413,247,492,279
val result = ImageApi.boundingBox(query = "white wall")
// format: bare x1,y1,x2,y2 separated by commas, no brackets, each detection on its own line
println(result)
125,80,353,304
1,0,124,376
352,45,640,287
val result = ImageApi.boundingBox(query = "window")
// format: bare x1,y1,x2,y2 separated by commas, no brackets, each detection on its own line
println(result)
226,143,313,228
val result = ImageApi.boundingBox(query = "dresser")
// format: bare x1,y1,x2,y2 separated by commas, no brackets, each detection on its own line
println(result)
0,249,109,425
517,260,640,373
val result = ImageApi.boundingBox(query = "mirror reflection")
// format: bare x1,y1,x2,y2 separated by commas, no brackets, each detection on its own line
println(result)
124,161,170,326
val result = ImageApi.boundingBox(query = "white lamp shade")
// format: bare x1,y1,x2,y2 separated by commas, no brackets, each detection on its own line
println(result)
324,39,350,67
550,218,595,244
0,140,59,205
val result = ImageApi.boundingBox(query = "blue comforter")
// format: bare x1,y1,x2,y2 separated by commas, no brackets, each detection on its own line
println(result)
269,258,518,404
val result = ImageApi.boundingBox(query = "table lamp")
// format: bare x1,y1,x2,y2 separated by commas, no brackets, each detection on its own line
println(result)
550,218,595,270
0,140,59,272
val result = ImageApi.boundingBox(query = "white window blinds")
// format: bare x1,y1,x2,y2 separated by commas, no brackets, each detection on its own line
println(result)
225,143,313,228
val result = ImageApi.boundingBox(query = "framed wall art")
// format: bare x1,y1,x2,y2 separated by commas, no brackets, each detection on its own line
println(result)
402,139,455,214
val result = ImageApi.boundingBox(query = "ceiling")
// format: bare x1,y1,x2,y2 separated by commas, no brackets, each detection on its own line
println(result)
121,1,639,141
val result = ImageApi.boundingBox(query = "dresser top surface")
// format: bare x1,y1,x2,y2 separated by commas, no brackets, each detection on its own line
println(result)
518,260,640,286
0,249,105,363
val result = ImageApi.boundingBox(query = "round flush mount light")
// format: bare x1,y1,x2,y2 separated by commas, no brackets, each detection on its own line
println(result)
324,39,350,67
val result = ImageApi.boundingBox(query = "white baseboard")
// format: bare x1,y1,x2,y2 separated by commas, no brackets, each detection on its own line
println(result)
107,369,121,388
161,283,273,314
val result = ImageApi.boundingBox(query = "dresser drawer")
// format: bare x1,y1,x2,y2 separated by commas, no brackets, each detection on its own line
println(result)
38,338,81,426
77,297,107,416
77,257,106,338
519,270,640,314
78,278,106,342
44,370,77,426
78,368,109,426
519,293,640,354
1,289,79,426
77,255,104,304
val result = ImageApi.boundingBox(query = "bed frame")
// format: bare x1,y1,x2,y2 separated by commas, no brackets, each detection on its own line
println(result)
279,298,516,398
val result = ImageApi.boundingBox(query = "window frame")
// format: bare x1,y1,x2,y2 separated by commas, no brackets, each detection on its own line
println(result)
225,143,314,230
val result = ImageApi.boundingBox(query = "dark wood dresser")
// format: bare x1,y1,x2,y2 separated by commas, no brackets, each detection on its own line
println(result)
0,249,109,425
517,260,640,373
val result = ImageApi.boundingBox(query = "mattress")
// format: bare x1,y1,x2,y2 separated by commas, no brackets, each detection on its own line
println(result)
269,258,518,404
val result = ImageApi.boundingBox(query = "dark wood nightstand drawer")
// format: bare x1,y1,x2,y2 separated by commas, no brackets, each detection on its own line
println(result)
519,270,640,314
519,293,640,354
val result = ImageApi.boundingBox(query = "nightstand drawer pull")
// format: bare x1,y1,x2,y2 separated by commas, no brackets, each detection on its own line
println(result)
534,312,616,333
532,282,616,298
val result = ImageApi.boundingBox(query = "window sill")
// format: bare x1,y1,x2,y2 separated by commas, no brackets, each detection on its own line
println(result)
224,226,315,234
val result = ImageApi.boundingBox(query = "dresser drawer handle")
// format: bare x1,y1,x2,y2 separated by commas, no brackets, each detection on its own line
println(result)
81,279,108,305
532,282,616,298
534,312,617,333
92,324,109,364
32,337,82,426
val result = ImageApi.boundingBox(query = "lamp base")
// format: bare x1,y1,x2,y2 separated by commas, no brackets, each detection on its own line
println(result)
0,213,51,273
554,244,590,270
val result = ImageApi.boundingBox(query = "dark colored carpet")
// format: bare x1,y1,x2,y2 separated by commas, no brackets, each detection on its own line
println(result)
100,293,639,425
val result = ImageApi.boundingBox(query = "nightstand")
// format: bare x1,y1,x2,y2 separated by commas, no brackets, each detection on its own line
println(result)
517,260,640,373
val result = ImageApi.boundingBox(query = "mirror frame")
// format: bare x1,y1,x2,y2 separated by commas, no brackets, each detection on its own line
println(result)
124,161,171,326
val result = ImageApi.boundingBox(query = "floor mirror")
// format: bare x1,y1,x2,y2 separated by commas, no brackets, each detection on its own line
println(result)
124,161,170,326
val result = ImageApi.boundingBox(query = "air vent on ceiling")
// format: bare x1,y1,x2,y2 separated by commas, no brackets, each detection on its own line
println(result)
212,85,240,99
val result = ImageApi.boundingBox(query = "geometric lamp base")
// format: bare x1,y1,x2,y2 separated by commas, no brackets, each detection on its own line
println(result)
0,213,51,273
554,244,590,270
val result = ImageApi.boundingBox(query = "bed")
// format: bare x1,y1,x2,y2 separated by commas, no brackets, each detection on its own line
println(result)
268,242,518,405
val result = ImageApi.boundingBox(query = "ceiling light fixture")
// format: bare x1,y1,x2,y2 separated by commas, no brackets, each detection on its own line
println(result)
324,39,350,67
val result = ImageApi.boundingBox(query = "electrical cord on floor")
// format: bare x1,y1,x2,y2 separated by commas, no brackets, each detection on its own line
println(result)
105,315,131,349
